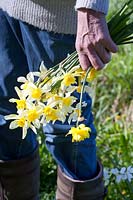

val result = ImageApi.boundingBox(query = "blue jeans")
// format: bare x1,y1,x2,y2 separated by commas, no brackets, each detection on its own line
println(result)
0,10,97,180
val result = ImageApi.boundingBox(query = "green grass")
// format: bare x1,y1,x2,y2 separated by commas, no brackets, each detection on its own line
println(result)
94,45,133,200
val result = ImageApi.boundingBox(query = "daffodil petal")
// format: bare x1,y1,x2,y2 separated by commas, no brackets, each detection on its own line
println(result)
9,120,19,129
34,119,40,129
4,114,18,120
22,125,28,139
9,98,17,103
17,76,27,83
40,61,48,72
27,72,34,82
14,87,23,99
30,125,37,134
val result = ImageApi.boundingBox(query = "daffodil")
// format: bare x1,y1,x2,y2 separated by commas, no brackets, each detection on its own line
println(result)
43,106,59,122
62,73,76,87
27,109,40,122
4,112,29,139
87,68,97,82
67,124,91,142
21,80,50,101
62,97,73,107
26,103,43,126
30,87,42,100
46,94,61,107
36,61,48,80
9,87,27,110
59,96,76,115
74,67,97,82
5,104,43,139
74,67,86,79
17,72,35,90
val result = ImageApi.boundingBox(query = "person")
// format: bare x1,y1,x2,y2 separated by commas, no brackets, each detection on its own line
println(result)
0,0,118,199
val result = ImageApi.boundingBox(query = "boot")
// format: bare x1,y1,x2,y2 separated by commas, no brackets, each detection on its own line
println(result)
0,181,5,200
0,146,40,200
56,161,106,200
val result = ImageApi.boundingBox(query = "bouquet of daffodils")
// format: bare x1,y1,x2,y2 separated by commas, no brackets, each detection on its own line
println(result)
5,1,133,142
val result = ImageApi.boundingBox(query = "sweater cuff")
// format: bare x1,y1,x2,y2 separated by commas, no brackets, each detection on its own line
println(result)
75,0,109,15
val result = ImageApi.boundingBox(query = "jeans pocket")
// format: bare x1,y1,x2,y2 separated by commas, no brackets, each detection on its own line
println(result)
71,138,97,180
44,124,97,180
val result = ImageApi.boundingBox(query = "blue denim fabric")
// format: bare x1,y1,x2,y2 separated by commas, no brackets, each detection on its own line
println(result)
0,9,97,179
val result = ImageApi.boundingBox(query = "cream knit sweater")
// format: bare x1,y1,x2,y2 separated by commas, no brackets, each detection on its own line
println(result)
0,0,109,34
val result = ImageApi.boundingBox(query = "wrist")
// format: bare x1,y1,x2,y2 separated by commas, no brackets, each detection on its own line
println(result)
77,8,105,18
77,8,105,31
76,8,107,41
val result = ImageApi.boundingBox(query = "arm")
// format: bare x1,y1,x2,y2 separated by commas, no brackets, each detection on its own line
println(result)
75,0,118,70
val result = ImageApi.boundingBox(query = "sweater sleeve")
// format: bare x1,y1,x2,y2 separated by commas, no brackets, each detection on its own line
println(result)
75,0,109,15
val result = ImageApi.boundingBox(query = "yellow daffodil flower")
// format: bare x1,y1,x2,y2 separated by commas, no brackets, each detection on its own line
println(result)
4,113,29,139
27,109,40,122
9,87,27,110
17,72,35,90
43,106,59,122
87,68,97,82
62,97,73,107
31,87,42,100
62,73,76,87
67,124,91,142
74,67,86,79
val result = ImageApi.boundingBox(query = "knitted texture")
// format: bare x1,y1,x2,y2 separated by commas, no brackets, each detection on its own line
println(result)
0,0,109,34
75,0,109,14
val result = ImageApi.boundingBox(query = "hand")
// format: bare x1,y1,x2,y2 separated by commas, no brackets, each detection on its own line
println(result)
75,9,118,70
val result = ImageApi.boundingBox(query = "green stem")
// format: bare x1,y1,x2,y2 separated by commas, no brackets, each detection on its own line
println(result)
76,67,92,127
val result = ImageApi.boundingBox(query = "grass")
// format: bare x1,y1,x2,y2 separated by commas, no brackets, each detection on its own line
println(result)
95,45,133,199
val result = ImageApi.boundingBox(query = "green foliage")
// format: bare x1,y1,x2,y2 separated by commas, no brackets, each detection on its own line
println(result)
93,44,133,199
39,133,56,199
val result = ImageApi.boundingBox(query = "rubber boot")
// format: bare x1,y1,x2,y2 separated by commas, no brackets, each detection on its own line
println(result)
0,146,40,200
56,161,106,200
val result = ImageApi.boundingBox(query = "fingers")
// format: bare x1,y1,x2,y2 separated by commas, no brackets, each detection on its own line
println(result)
76,42,105,70
77,46,104,70
101,37,118,53
76,41,115,70
87,44,105,70
78,53,91,70
95,44,111,64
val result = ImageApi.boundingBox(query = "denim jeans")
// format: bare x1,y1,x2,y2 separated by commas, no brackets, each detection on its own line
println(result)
0,9,97,180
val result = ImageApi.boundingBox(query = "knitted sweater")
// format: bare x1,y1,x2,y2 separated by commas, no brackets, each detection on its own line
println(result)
0,0,109,34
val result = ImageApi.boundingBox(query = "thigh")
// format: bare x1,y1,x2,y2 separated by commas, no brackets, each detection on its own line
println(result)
0,10,37,160
0,10,76,160
19,21,76,70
